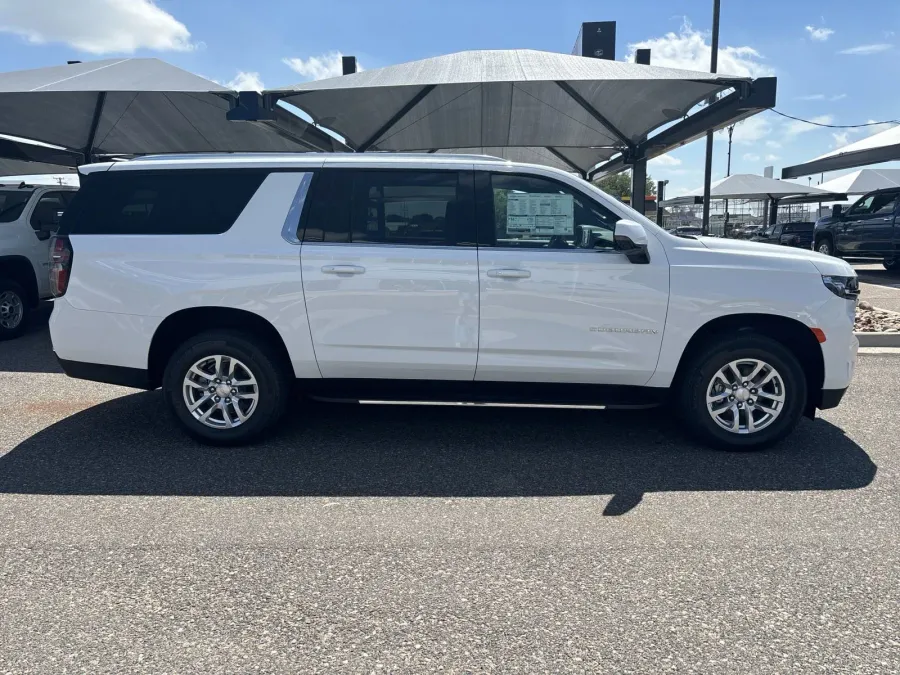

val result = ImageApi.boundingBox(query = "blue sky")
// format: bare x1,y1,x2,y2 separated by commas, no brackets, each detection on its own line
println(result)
1,0,899,194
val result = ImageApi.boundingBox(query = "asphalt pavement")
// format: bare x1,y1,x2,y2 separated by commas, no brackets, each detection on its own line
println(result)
855,263,900,314
0,312,898,673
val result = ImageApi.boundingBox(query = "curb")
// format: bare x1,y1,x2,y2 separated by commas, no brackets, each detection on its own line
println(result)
855,332,900,348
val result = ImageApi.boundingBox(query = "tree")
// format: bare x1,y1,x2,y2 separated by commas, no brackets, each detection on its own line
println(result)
593,171,656,201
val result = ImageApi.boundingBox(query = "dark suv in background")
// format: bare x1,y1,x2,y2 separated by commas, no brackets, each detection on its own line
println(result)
813,188,900,271
751,222,815,248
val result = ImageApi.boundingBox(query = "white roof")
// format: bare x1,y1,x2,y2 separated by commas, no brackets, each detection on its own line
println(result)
816,168,900,195
82,151,535,174
810,125,900,163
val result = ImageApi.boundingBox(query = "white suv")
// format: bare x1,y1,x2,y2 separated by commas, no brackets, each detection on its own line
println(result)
0,182,77,339
49,154,859,450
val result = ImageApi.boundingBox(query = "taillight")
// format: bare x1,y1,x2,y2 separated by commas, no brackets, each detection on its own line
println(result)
49,235,73,297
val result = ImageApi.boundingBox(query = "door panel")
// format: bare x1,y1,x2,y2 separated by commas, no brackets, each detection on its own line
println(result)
474,171,669,386
838,191,898,254
302,244,479,379
476,248,669,384
300,168,479,380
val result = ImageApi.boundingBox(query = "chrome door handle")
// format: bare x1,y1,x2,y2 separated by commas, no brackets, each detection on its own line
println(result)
321,265,366,275
487,268,531,279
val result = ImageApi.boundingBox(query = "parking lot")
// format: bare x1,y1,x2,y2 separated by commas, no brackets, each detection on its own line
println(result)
1,310,898,673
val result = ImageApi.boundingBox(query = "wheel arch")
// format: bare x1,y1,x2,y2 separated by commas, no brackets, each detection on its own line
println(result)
147,307,293,388
0,255,39,307
672,313,825,416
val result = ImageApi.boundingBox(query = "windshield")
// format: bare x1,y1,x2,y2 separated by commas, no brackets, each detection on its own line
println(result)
0,189,34,223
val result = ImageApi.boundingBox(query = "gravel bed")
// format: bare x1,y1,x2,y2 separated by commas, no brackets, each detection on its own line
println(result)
855,301,900,332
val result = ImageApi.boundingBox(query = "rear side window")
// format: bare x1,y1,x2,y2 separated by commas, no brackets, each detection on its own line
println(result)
60,170,266,235
302,169,473,246
0,189,34,223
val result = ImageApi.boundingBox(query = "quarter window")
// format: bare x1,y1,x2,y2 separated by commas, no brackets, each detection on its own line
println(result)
29,191,71,231
60,171,266,235
0,189,34,223
489,173,618,249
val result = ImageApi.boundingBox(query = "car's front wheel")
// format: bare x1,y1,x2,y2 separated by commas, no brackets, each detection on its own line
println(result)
0,280,29,341
814,236,833,257
162,330,291,445
677,333,807,450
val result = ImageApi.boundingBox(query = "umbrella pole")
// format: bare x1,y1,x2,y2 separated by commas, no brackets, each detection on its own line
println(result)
82,92,107,165
701,0,721,236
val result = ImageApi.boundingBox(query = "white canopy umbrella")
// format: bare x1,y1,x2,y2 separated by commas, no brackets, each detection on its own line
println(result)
661,173,841,205
816,168,900,195
782,123,900,178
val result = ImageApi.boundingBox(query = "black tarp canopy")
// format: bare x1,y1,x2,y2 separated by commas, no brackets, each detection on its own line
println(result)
0,58,344,168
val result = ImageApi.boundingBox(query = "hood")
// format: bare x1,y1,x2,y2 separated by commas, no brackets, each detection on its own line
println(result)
697,236,856,277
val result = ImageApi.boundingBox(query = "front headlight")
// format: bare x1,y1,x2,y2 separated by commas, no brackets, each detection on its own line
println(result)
822,275,860,300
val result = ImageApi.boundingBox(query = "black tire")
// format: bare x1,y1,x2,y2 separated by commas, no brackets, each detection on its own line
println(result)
814,235,834,257
0,279,29,341
677,333,807,451
162,330,292,445
883,258,900,272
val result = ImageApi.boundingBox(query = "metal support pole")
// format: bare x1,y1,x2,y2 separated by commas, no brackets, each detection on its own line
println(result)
701,0,721,235
724,124,734,235
657,180,668,226
631,158,647,215
769,198,778,225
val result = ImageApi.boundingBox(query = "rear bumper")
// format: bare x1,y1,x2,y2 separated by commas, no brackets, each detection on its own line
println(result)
57,356,153,390
818,387,848,410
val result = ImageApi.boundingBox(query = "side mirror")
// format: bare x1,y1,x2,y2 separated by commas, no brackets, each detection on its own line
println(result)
614,219,650,264
832,204,843,217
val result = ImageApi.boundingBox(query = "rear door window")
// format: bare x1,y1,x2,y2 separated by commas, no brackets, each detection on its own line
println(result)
301,169,475,246
60,170,267,235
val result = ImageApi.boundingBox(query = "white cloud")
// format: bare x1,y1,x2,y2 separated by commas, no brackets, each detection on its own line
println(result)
765,154,780,161
832,131,852,148
795,93,845,101
0,0,194,54
625,20,773,77
649,154,682,167
784,114,834,137
805,26,834,42
282,51,364,81
838,43,893,55
716,114,773,145
743,153,761,161
863,120,899,137
765,140,782,149
226,71,264,92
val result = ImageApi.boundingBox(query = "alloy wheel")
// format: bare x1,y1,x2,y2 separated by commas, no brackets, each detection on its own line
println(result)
706,359,786,434
182,354,260,429
0,290,24,330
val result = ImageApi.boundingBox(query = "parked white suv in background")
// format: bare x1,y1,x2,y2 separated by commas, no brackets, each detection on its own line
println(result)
49,154,859,450
0,182,77,339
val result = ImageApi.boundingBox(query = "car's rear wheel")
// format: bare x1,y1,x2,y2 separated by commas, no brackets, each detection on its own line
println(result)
162,330,291,445
677,333,807,451
814,236,833,256
884,258,900,272
0,280,29,341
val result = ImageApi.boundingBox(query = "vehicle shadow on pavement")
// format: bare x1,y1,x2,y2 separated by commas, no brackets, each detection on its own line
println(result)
0,305,60,374
0,392,877,515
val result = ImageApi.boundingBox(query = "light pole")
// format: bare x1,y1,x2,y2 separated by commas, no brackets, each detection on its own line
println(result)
701,0,721,235
723,124,734,235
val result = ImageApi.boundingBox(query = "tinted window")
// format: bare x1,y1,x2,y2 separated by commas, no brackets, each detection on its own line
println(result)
61,171,266,235
351,171,461,246
0,189,34,223
872,192,899,216
302,170,351,243
29,191,71,231
489,174,619,249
